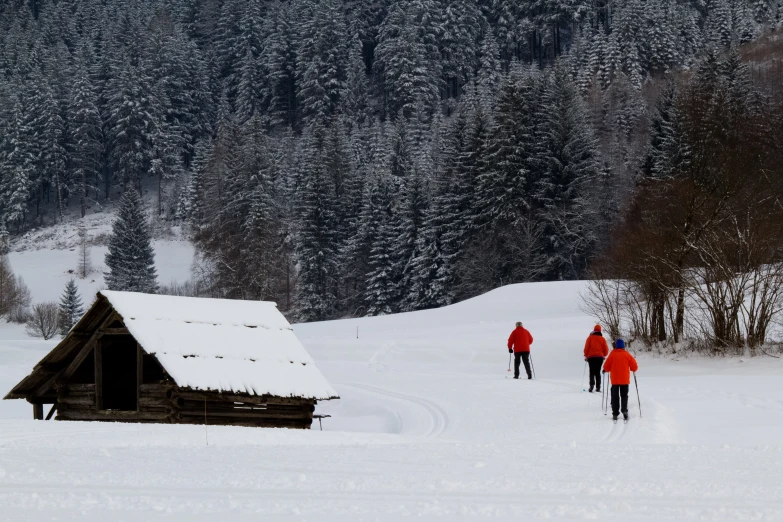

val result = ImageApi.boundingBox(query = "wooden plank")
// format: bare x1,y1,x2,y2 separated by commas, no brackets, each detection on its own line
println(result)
136,343,143,411
140,383,175,393
177,410,312,420
176,415,310,425
62,384,96,392
45,403,57,420
138,396,172,408
58,389,95,398
57,395,95,406
94,340,103,410
33,403,43,420
101,327,130,335
57,410,171,422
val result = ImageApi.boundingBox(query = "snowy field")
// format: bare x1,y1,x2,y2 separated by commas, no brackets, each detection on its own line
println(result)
2,275,783,520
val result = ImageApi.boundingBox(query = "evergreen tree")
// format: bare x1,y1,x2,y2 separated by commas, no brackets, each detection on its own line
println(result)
58,279,84,336
67,51,103,218
105,62,161,193
294,126,337,321
375,0,442,120
477,27,502,97
296,0,349,126
104,189,158,293
1,95,35,230
536,65,599,280
404,199,454,310
363,170,400,316
646,80,687,179
341,32,370,124
260,0,297,127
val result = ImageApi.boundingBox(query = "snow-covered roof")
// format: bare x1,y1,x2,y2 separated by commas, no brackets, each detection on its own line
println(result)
100,291,339,400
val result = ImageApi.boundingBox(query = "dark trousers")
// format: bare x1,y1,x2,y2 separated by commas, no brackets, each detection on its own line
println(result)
587,357,604,390
514,352,531,379
611,384,629,416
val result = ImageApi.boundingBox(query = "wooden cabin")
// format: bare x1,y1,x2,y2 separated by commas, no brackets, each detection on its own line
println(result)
4,291,339,428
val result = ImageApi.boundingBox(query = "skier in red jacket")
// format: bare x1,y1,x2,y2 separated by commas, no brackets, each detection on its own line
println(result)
602,338,638,421
583,325,609,393
507,322,534,379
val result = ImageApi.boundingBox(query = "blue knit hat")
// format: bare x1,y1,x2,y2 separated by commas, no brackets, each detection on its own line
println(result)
615,338,625,349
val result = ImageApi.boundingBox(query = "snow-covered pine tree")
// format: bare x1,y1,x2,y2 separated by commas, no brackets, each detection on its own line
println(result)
375,0,441,120
645,80,687,180
294,126,338,321
178,139,210,227
475,65,536,232
234,0,265,122
31,74,68,221
404,198,454,311
340,31,370,125
104,189,158,293
536,64,600,281
1,95,35,231
67,47,103,218
105,62,160,194
364,170,401,316
58,279,84,337
397,166,429,311
477,26,502,98
295,0,349,126
260,0,297,127
440,0,481,99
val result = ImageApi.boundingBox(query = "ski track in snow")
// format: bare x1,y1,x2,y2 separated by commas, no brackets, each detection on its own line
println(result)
341,382,450,438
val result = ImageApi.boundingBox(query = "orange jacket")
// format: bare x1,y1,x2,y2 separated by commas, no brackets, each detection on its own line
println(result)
602,348,638,385
584,332,609,358
508,327,533,353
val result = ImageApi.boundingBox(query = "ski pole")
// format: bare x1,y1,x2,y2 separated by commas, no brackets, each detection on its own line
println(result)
581,361,587,391
633,372,642,418
507,353,512,372
530,354,536,379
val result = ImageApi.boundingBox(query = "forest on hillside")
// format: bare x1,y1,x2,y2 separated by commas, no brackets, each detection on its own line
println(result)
0,0,782,323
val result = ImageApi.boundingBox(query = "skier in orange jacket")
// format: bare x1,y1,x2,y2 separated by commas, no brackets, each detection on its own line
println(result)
602,338,638,421
583,324,609,393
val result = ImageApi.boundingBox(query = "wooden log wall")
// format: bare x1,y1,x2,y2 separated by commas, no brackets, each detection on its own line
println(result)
170,386,315,429
55,382,315,429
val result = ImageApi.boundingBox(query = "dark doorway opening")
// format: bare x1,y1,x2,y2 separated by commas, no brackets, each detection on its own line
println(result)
101,336,138,410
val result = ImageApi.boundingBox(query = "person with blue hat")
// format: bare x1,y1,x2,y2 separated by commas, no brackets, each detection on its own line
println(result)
602,338,638,421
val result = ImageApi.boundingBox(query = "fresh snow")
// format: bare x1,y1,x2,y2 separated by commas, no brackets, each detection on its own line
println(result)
1,280,783,520
99,291,338,399
7,240,194,304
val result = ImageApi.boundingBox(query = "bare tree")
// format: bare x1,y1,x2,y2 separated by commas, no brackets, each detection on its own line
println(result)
25,302,60,340
580,273,625,340
0,256,32,322
8,276,32,323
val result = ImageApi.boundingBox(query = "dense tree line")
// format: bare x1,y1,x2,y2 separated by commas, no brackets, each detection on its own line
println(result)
0,0,781,320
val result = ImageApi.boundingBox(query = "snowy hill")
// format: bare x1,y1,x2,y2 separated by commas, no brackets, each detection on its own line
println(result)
1,281,782,520
6,210,194,304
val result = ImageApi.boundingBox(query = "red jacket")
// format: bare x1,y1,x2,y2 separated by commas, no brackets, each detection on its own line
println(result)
602,348,638,385
508,326,533,353
584,332,609,358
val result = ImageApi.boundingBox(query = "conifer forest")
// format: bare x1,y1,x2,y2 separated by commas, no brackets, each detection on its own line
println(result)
1,0,782,323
